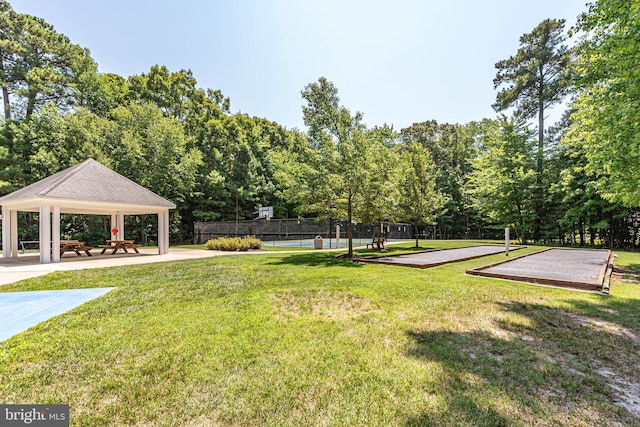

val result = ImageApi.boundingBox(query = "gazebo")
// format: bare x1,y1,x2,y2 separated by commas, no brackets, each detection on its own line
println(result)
0,158,175,263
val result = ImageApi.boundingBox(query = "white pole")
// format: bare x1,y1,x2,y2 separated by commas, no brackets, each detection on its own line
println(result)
335,224,340,249
117,213,125,240
52,206,61,262
110,214,117,240
157,211,165,254
2,209,10,258
10,209,18,258
40,204,51,263
505,227,510,256
161,210,170,254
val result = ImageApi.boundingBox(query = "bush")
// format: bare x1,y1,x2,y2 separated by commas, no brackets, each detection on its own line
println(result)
205,236,262,251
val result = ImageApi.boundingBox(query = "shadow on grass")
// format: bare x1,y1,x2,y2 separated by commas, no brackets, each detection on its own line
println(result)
403,298,640,425
614,263,640,284
267,252,364,268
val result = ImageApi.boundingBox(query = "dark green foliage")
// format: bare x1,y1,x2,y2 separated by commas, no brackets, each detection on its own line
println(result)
565,0,640,207
400,120,480,239
0,1,95,120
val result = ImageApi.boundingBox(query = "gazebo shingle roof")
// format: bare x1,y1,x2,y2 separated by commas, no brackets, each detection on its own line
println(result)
0,158,175,208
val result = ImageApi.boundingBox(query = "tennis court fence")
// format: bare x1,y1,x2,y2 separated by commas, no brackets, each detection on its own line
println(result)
193,218,413,244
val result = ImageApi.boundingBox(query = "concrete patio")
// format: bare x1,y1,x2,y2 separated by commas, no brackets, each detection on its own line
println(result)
0,247,231,286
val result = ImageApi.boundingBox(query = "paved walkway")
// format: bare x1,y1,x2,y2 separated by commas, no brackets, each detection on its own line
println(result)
0,248,232,286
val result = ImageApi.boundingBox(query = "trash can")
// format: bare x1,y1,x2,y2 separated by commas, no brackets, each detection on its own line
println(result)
314,235,324,249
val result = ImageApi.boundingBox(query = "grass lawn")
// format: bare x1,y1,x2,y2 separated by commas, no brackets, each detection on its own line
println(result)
1,240,639,426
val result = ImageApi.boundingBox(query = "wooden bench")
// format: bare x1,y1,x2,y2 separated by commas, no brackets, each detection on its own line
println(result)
100,240,140,254
125,243,140,253
367,236,386,250
99,244,115,254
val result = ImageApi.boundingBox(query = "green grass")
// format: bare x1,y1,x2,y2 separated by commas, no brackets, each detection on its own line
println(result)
1,240,639,426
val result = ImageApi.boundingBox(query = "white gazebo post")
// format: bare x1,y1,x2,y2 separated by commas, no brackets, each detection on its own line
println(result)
117,212,125,240
157,209,169,254
2,208,12,258
110,213,117,239
10,209,18,258
39,204,51,263
52,205,61,262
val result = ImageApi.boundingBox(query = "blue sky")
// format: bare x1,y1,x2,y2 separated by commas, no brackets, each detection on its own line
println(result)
11,0,587,130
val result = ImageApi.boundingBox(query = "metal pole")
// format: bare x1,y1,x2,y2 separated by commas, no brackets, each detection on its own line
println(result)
505,227,510,256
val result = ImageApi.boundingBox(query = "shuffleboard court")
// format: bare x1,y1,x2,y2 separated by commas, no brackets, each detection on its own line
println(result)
467,248,611,291
358,245,522,268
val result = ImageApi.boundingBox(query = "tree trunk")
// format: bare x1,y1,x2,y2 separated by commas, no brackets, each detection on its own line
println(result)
533,81,545,242
414,221,419,248
347,189,353,257
0,49,11,121
26,86,38,120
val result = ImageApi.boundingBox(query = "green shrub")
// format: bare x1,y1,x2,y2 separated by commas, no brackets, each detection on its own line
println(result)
205,236,262,251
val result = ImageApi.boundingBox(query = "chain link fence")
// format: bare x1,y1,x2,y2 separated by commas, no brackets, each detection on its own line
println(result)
193,218,413,244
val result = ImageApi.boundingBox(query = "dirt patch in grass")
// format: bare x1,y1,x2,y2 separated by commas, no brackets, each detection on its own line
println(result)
271,290,381,321
597,367,640,418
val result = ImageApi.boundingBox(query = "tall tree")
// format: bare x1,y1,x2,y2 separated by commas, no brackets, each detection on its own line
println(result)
301,77,368,258
398,141,442,248
400,120,479,238
467,118,537,243
0,2,95,120
493,18,571,240
565,0,640,207
355,125,401,243
128,65,230,122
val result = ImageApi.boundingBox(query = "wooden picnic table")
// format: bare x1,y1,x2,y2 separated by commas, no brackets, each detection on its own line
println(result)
100,240,140,255
59,240,93,257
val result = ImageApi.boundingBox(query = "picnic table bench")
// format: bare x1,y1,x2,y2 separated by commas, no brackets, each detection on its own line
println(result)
59,240,93,257
100,240,140,255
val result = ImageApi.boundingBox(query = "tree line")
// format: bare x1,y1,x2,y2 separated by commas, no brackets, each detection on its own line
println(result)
0,0,638,252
